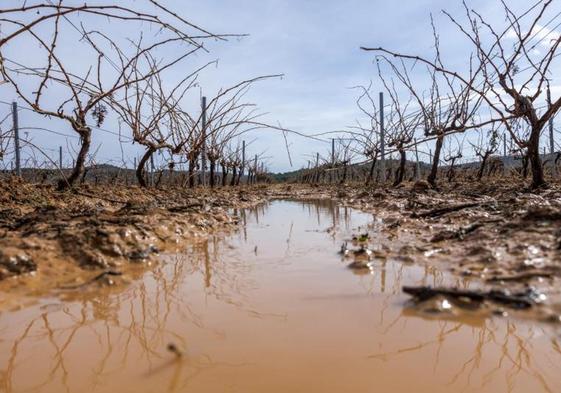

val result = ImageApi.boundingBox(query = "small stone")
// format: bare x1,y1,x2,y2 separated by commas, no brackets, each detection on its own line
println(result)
127,245,159,262
492,309,508,317
347,260,371,270
337,190,348,198
412,180,430,192
544,314,561,324
0,248,37,277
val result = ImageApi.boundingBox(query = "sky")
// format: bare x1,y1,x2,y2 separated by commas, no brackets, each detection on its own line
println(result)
0,0,560,173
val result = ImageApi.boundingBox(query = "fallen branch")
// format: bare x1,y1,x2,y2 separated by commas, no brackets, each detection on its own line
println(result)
402,285,542,309
430,222,484,242
73,191,129,205
486,270,555,283
167,203,204,213
411,202,489,219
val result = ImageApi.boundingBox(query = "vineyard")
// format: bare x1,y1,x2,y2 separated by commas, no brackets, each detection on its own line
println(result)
1,2,561,393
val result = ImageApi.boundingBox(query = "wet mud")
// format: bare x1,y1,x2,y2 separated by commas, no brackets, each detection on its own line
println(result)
0,179,266,309
268,182,561,323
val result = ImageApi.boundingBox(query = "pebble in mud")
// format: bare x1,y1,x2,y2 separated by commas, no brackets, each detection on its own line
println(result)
416,296,457,315
347,260,373,271
339,242,349,256
543,314,561,324
492,308,509,317
411,180,430,193
127,245,159,262
0,248,37,278
352,247,373,259
346,246,375,273
465,245,497,263
78,250,109,269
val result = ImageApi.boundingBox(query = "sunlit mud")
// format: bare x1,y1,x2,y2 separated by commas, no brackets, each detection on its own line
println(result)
0,199,560,393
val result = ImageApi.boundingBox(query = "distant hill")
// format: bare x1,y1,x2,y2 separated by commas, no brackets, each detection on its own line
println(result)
271,153,559,183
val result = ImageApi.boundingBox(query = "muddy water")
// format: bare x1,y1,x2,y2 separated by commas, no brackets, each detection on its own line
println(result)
1,200,560,393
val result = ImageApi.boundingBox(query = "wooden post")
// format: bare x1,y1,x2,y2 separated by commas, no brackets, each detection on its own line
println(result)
12,102,21,176
150,154,155,187
315,152,320,183
253,154,258,184
379,92,385,182
240,140,246,184
548,85,555,155
547,85,556,176
331,138,335,183
201,96,207,186
414,139,420,180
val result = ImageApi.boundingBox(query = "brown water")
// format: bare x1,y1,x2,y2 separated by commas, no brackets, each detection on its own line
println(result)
1,200,560,393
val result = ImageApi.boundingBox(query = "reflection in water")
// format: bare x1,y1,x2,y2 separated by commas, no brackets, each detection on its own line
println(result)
0,200,560,393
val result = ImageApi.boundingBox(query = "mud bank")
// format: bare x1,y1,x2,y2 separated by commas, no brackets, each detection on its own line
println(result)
273,181,561,323
0,179,268,308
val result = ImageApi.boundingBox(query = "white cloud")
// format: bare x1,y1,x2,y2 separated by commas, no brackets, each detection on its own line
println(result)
506,24,561,48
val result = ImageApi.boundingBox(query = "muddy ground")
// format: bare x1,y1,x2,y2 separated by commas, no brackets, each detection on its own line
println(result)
292,180,561,324
0,178,268,308
1,177,561,324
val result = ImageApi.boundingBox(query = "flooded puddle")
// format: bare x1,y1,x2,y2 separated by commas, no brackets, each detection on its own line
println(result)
1,200,560,393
